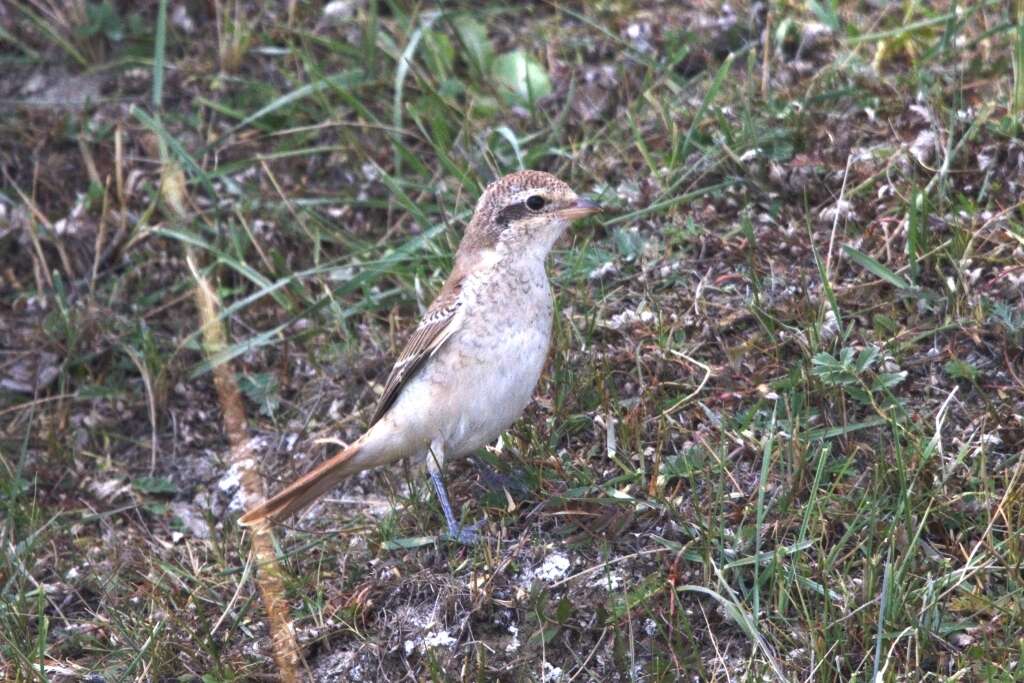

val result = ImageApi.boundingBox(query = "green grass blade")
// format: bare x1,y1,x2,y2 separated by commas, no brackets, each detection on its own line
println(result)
152,0,168,108
842,245,912,290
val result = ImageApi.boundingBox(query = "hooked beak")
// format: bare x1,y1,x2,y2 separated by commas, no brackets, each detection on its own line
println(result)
557,197,602,220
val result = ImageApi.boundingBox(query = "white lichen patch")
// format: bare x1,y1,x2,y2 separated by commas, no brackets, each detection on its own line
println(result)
588,570,624,591
542,661,565,682
421,629,458,650
531,553,572,583
405,627,458,654
506,624,521,652
588,260,619,281
604,306,656,331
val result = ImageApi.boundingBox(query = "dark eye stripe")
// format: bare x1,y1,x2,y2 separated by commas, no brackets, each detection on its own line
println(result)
495,202,533,225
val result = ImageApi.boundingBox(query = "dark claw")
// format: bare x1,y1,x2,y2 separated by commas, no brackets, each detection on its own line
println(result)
443,520,482,545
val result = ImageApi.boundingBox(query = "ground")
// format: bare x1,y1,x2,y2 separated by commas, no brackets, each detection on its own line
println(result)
1,1,1023,681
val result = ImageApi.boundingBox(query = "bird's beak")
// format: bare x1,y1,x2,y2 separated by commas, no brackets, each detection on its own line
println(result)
557,197,602,220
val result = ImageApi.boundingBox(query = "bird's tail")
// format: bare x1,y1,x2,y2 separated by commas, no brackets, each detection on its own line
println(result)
238,434,370,527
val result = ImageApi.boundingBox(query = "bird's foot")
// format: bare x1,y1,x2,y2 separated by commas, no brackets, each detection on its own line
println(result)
443,520,483,545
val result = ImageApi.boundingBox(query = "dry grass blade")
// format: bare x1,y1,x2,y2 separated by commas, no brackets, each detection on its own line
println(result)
161,159,302,681
190,257,303,681
120,345,158,474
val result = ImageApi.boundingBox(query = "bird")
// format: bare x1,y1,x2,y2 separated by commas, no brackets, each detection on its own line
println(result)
238,170,600,542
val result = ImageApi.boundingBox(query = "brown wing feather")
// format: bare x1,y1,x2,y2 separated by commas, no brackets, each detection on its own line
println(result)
369,275,465,426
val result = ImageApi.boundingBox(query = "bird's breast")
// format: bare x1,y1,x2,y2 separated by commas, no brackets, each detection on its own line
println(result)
462,261,553,355
436,261,554,455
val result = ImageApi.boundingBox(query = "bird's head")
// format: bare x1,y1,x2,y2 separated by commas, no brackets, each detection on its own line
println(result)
460,170,600,259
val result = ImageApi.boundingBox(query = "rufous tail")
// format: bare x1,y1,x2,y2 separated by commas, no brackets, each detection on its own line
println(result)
238,436,367,527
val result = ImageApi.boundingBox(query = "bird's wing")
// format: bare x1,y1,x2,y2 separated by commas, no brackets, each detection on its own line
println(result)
369,275,466,426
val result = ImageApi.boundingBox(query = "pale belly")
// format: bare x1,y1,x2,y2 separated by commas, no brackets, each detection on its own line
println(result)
381,266,553,462
440,314,551,455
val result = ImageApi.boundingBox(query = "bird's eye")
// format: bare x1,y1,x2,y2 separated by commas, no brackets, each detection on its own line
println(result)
525,195,546,211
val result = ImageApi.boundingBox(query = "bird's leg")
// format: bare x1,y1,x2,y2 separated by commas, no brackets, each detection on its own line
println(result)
427,441,480,545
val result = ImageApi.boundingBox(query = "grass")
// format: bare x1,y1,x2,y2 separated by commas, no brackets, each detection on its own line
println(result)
2,0,1023,680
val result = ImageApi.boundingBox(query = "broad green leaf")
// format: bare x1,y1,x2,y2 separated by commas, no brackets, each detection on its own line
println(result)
133,477,177,495
944,359,978,381
854,346,879,373
239,372,281,417
872,371,907,390
491,49,552,105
